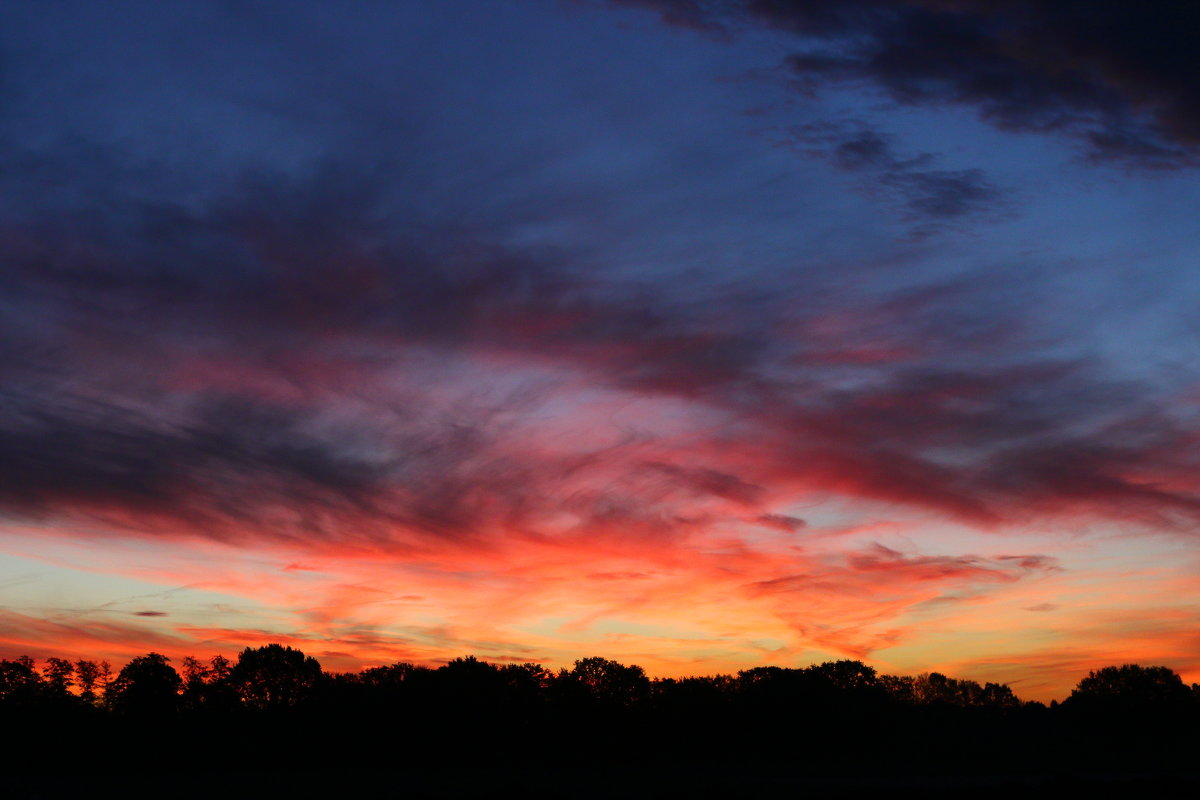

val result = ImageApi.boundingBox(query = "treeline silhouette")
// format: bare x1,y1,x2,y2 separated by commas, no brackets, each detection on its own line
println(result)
2,646,1198,791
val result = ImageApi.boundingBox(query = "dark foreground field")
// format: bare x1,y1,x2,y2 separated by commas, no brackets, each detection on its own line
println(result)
4,647,1198,797
8,764,1200,799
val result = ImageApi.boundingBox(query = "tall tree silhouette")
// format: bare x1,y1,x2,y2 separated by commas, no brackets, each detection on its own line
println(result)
42,658,74,698
75,660,102,705
0,657,44,709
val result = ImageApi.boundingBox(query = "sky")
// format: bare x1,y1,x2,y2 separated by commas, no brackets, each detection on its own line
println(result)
0,0,1198,702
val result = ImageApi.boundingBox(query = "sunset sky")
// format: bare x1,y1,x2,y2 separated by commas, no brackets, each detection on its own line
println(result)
1,1,1198,702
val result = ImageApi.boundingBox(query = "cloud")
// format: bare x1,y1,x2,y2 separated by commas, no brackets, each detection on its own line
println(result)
755,513,807,533
0,608,187,662
605,0,727,34
737,542,1062,657
3,158,1199,545
0,389,407,544
730,358,1200,530
751,543,1059,595
786,121,1008,235
613,0,1200,167
1024,603,1057,613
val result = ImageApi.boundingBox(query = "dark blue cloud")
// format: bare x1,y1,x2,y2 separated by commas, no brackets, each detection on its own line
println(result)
787,121,1008,236
610,1,1200,166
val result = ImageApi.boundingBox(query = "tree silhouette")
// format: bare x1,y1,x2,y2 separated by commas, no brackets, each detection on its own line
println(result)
180,654,239,712
75,659,102,705
230,644,322,710
107,653,182,715
977,681,1020,707
500,662,553,697
913,671,955,704
808,659,879,691
1064,664,1196,715
209,654,232,682
1,640,1197,784
181,656,207,707
567,656,650,708
97,661,113,709
356,661,426,691
0,657,44,709
42,657,75,696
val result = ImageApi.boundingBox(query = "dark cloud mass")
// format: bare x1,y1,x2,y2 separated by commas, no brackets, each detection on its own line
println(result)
615,0,1200,165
